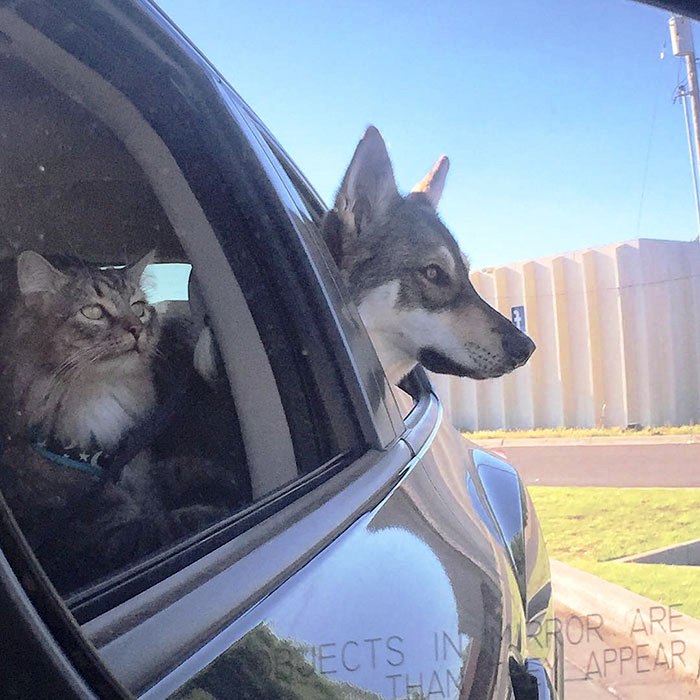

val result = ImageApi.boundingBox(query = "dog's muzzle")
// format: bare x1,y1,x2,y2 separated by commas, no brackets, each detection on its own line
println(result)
419,330,536,380
419,347,477,378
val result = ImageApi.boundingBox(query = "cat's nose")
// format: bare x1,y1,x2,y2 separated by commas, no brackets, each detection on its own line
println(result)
123,320,142,340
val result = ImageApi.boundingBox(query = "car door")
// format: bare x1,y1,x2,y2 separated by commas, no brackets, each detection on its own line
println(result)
0,1,543,698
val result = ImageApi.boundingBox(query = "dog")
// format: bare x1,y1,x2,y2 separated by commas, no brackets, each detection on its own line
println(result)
323,126,535,386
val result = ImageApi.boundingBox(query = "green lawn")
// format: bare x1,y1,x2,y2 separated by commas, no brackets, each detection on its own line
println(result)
528,487,700,620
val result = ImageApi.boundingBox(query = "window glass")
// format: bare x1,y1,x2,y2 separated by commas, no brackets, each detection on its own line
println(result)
147,263,192,303
0,40,352,600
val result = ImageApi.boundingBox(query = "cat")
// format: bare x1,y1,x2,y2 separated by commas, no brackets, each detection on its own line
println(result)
0,250,159,452
0,251,220,592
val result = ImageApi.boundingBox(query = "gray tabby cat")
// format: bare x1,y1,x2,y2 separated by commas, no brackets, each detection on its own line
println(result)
0,250,158,450
0,251,202,592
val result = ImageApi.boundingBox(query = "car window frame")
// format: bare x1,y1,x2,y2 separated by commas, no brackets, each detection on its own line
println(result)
221,85,406,445
0,1,448,696
0,0,416,615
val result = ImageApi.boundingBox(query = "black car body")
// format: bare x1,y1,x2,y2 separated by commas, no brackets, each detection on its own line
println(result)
0,1,561,697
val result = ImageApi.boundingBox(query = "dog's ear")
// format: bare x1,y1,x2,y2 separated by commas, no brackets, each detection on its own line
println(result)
411,155,449,209
333,126,399,235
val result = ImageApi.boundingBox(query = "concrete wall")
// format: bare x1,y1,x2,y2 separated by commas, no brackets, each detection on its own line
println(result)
431,238,700,430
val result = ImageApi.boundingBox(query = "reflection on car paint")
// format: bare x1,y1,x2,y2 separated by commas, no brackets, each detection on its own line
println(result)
156,466,514,700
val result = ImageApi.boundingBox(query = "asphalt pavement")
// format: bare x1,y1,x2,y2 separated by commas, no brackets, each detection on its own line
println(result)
472,438,700,487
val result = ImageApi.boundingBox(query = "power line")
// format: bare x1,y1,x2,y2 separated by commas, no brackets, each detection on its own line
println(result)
636,37,667,236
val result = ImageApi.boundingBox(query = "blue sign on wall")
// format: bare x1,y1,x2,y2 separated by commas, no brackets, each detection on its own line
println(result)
511,305,526,332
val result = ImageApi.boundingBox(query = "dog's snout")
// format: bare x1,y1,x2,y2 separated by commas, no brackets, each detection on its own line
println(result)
502,331,536,368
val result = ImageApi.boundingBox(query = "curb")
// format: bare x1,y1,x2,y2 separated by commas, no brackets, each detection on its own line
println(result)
550,559,700,687
471,435,699,447
612,538,700,566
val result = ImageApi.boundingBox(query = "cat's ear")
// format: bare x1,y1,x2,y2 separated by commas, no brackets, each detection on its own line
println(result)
126,250,156,284
17,251,68,296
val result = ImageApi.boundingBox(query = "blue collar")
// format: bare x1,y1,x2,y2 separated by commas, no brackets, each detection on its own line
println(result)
30,435,110,480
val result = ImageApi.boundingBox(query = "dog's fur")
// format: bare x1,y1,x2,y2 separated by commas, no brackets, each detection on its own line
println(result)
323,126,535,385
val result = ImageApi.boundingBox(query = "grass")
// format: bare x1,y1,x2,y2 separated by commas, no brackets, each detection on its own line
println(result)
528,486,700,620
465,424,700,440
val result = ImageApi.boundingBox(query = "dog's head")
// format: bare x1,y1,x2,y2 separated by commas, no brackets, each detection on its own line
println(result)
323,126,535,385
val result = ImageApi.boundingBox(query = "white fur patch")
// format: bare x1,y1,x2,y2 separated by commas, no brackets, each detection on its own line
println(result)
357,280,507,384
75,390,139,448
435,246,456,275
194,327,218,384
51,373,153,451
357,282,419,384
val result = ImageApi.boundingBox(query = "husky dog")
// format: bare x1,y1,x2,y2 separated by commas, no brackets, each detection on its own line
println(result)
323,126,535,385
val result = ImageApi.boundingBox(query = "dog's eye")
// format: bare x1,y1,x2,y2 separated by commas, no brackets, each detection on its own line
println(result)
131,301,147,318
422,264,448,285
80,304,104,320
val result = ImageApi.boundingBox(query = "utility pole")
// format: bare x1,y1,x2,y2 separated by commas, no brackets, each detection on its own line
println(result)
669,15,700,237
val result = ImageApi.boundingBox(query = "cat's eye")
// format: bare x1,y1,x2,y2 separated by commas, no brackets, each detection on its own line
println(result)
80,304,104,320
131,301,147,318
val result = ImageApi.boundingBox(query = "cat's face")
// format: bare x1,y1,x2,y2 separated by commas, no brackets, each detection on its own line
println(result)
16,251,160,374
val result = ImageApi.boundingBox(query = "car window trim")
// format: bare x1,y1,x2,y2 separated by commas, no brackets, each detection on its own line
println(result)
66,448,354,621
82,440,413,694
221,89,403,450
69,372,439,622
0,492,129,699
80,388,440,694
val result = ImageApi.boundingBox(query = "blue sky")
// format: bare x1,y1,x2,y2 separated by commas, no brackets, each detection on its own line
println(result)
157,0,698,269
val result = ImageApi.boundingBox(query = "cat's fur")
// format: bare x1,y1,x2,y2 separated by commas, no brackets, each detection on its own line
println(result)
0,250,158,450
0,252,223,592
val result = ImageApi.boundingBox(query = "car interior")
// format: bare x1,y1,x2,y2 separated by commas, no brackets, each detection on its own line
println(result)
0,11,325,600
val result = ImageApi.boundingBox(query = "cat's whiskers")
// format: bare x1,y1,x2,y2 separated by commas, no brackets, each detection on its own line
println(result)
54,350,88,377
151,346,167,362
0,251,160,448
53,346,102,381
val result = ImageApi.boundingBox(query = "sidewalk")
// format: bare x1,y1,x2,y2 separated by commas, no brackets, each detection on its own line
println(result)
550,559,700,695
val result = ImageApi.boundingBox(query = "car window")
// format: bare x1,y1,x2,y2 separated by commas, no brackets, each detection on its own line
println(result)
0,24,370,608
146,263,191,303
240,105,418,424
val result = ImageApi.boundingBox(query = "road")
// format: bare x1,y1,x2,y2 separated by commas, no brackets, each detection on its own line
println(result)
501,442,700,697
494,443,700,487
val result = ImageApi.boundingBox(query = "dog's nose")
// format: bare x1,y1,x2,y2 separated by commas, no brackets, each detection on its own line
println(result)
502,332,536,368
